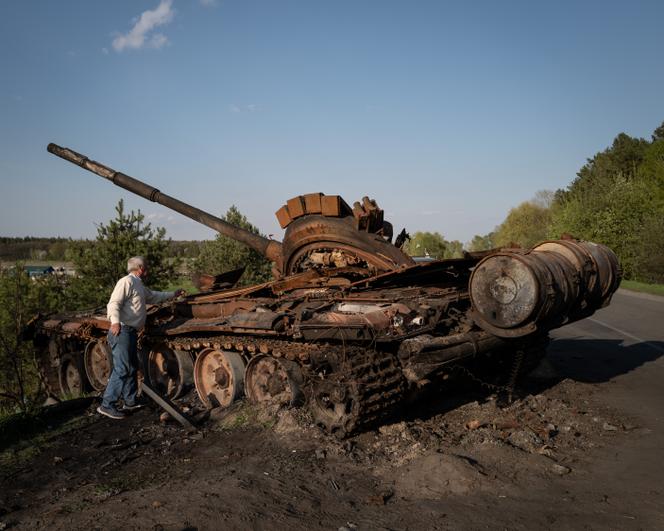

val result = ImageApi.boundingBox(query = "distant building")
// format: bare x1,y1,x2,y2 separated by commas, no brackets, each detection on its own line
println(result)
412,255,436,263
24,265,55,278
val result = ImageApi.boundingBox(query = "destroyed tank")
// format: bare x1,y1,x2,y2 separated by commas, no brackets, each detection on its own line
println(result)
32,143,621,437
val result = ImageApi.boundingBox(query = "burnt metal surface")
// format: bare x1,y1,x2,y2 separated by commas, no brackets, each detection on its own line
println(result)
141,382,197,430
32,143,623,437
469,239,621,337
193,348,245,408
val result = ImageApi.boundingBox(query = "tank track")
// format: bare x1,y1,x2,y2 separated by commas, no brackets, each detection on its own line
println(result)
308,345,405,437
163,335,406,437
164,335,320,364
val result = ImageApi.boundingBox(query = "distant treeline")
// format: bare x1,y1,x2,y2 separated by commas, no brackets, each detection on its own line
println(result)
0,237,205,262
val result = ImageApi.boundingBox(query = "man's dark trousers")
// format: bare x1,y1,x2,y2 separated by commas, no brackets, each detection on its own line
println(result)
102,326,138,409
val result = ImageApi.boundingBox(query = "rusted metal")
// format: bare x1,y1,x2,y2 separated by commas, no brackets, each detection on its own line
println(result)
33,143,623,437
193,348,245,408
398,332,505,382
58,352,86,396
84,340,113,392
144,346,193,399
469,239,622,337
244,355,304,407
141,382,196,430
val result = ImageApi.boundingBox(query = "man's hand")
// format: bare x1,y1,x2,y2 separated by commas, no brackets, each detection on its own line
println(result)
110,323,121,336
175,288,187,298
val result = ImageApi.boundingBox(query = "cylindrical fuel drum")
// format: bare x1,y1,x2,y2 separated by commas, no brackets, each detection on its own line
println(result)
575,241,621,303
532,240,621,314
469,240,620,337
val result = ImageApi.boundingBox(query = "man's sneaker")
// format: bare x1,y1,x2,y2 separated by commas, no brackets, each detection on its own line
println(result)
121,398,148,411
97,405,126,420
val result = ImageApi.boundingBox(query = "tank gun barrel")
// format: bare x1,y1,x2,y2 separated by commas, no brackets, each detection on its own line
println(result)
47,143,282,264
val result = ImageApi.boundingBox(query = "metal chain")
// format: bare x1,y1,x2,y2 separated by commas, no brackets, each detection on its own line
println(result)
453,348,526,400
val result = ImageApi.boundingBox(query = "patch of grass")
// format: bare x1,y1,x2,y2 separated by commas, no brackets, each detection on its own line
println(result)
0,443,41,474
165,275,198,295
0,399,95,476
621,279,664,297
0,416,92,476
261,417,277,430
0,398,94,449
215,402,273,431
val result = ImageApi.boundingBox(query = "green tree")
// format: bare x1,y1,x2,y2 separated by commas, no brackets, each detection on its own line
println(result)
549,126,664,279
47,240,69,260
633,216,664,283
66,200,178,308
403,231,463,259
193,206,272,285
0,267,67,412
468,232,496,252
403,231,446,258
494,199,552,248
445,240,464,259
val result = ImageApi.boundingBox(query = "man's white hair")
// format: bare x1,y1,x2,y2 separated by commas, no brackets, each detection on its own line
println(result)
127,256,146,273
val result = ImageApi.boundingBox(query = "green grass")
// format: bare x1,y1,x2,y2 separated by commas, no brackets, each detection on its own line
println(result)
0,397,95,448
620,279,664,297
0,413,93,475
215,402,272,431
164,275,198,295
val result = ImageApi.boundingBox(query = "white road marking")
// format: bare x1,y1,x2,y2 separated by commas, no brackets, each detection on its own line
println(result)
587,318,664,353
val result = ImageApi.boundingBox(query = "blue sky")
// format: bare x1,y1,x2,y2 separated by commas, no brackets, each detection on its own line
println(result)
1,0,662,243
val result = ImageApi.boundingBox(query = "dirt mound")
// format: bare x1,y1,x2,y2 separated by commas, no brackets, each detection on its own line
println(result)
0,373,639,530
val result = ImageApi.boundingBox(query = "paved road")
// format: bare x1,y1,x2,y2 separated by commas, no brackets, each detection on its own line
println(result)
542,289,664,528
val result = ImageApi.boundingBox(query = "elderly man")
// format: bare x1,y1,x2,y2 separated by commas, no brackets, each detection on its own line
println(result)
97,256,185,420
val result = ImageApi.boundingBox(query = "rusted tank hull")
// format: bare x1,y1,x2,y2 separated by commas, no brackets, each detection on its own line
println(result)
32,237,620,436
34,144,622,436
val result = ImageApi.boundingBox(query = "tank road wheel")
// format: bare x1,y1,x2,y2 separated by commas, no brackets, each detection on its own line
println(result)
309,378,361,437
84,341,113,392
194,349,246,408
245,355,305,407
146,346,194,399
58,353,88,397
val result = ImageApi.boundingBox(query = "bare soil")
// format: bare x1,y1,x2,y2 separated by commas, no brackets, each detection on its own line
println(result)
1,362,653,531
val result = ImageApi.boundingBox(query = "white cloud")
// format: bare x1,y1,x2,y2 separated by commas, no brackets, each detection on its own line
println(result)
112,0,175,52
146,212,181,225
229,104,260,113
200,0,218,6
149,33,168,49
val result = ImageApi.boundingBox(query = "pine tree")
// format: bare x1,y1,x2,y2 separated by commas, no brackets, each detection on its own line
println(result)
66,200,177,309
193,205,272,286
